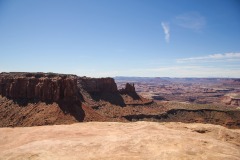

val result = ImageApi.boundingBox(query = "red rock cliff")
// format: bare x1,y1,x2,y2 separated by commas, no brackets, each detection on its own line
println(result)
119,83,136,94
0,73,78,102
78,77,118,93
221,93,240,106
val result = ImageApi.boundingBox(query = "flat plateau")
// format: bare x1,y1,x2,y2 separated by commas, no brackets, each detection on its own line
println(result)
0,122,240,160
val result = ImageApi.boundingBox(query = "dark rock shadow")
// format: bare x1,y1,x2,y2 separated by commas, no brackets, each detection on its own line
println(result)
125,92,141,100
6,97,85,122
57,100,85,122
123,109,240,129
11,98,43,107
90,92,126,107
77,91,85,102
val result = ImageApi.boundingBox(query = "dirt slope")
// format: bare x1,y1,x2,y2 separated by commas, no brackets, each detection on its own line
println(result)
0,122,240,160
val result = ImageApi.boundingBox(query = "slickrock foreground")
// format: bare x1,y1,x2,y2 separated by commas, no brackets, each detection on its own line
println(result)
0,122,240,160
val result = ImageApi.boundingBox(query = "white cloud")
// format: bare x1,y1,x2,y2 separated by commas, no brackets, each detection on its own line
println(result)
177,52,240,63
161,22,170,43
175,12,206,31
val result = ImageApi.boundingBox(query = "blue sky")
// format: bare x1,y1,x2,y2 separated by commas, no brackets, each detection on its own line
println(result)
0,0,240,77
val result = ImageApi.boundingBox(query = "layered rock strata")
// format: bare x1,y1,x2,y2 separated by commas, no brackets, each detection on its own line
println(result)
0,72,152,127
0,73,78,102
221,93,240,106
78,77,118,93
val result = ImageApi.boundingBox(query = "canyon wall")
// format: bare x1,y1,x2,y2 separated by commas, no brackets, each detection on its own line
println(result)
0,73,140,103
0,73,78,102
0,72,151,127
78,77,118,93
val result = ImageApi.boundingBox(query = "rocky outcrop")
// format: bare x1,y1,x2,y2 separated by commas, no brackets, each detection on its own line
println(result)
0,72,153,127
119,83,135,94
0,73,146,106
78,77,118,93
118,83,153,105
0,72,78,102
221,93,240,106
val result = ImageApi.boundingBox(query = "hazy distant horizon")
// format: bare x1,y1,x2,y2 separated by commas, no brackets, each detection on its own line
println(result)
1,71,240,79
0,0,239,77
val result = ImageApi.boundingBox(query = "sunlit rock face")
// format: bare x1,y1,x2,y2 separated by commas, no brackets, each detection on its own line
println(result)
0,72,78,102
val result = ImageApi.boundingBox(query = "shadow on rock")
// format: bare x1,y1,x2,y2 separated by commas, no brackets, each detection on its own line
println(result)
90,92,126,107
57,100,85,122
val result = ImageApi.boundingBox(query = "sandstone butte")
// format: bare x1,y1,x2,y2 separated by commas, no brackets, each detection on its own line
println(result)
0,72,152,127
